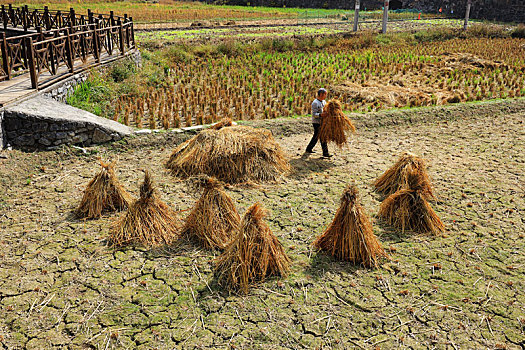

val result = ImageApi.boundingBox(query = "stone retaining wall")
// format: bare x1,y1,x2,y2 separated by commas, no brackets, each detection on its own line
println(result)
3,96,132,150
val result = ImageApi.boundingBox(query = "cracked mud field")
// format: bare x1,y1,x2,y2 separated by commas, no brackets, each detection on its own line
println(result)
0,99,524,349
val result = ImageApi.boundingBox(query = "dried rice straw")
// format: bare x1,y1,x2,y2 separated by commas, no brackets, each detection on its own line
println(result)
214,203,291,294
182,177,240,250
166,125,290,183
374,152,434,199
378,168,444,235
109,170,181,247
75,159,132,219
319,99,356,148
313,185,387,267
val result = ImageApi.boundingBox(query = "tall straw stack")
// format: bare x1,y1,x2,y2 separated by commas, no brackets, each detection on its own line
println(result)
109,171,181,247
319,99,356,148
214,203,291,294
378,169,444,235
75,160,132,219
166,125,290,184
182,177,240,250
313,185,387,267
374,152,434,199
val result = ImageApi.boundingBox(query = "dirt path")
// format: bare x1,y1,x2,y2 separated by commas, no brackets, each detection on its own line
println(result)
0,100,524,349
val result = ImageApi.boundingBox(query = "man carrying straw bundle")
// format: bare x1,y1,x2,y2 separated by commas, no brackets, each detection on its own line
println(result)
306,88,332,158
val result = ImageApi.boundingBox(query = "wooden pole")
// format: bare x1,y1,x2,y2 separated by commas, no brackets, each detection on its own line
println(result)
118,19,125,55
1,32,10,79
382,0,389,34
129,16,135,48
353,0,360,32
463,0,472,31
93,19,100,63
26,37,38,89
70,8,76,28
66,32,74,73
2,5,8,30
44,6,51,30
22,5,28,32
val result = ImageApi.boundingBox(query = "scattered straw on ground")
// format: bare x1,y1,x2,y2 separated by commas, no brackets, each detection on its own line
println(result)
166,125,290,184
331,53,505,109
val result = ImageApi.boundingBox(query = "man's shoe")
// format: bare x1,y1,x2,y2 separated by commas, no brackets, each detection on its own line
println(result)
305,149,315,154
322,154,333,158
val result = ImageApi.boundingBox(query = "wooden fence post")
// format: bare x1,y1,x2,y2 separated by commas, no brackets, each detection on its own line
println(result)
2,5,8,30
56,10,62,29
118,19,125,55
382,0,389,34
8,4,13,27
44,6,51,30
93,20,100,63
464,0,472,31
22,5,28,32
88,9,93,25
66,31,74,73
353,0,360,32
129,16,135,48
26,37,38,89
1,32,10,79
70,8,76,28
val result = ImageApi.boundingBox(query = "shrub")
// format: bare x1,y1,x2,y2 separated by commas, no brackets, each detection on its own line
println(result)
109,60,136,83
163,45,193,63
511,24,525,38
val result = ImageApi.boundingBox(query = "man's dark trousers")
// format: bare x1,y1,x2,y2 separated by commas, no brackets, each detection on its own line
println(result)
306,123,328,155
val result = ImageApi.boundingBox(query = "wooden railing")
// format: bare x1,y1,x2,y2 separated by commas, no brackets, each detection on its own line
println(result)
0,4,130,32
0,6,135,90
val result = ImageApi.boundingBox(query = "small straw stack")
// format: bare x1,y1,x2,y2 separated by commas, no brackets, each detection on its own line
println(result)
109,171,181,247
374,152,434,199
378,168,445,235
75,159,132,219
319,99,356,148
214,203,291,294
313,185,387,268
182,177,240,250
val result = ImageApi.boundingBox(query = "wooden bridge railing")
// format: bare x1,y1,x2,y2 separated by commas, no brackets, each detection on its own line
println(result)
0,6,135,90
0,4,130,32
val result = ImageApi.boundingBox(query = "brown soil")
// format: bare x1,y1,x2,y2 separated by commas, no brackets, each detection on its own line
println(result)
0,99,524,349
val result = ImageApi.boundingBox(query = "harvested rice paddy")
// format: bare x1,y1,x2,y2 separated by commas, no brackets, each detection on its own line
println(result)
1,99,524,349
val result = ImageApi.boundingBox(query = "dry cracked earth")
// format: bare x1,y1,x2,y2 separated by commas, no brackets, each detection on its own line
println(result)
0,99,524,349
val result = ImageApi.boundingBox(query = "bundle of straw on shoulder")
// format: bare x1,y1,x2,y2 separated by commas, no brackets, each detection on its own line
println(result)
313,185,387,267
319,99,356,148
76,159,132,219
109,170,181,247
378,168,444,235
